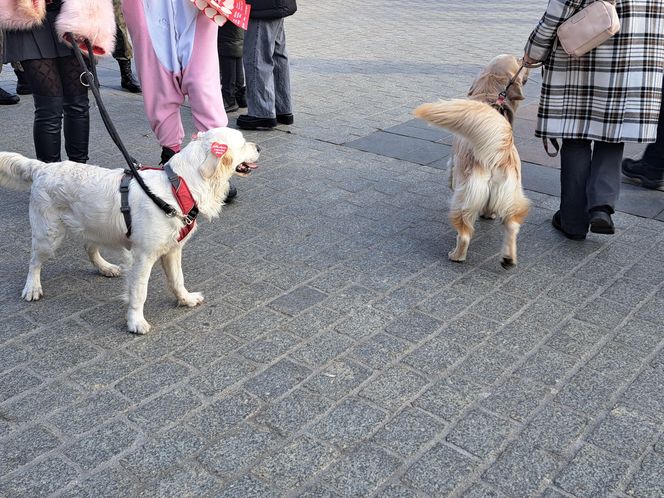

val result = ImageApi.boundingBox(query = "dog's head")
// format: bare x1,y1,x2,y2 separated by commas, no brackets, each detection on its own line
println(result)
468,54,530,113
174,127,260,218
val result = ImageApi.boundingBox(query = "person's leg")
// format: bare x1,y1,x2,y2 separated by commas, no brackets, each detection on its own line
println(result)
272,19,293,122
114,0,141,94
59,55,90,163
558,138,592,237
220,56,238,111
181,10,228,132
242,18,277,120
122,0,186,153
21,58,65,162
587,141,624,234
235,57,247,108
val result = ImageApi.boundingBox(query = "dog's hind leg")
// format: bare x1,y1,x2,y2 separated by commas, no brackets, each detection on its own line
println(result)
22,202,65,301
500,203,529,269
160,246,204,307
85,243,121,277
126,252,159,334
448,209,476,262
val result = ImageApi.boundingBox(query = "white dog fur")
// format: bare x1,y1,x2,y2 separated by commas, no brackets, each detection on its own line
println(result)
0,127,259,334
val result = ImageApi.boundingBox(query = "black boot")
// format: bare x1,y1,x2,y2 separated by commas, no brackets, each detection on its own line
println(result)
118,59,141,93
235,86,247,108
0,88,19,105
33,95,64,163
160,146,177,165
63,94,90,163
621,158,664,190
14,68,31,95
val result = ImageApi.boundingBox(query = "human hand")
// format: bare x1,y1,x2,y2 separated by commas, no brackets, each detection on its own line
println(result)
522,53,540,67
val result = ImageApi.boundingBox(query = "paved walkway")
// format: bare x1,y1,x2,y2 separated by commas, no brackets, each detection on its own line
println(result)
1,1,663,497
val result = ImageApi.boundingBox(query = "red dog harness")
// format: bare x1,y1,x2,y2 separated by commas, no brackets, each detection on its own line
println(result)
120,164,199,242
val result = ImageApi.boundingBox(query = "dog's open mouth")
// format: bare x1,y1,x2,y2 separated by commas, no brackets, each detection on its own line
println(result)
235,162,258,176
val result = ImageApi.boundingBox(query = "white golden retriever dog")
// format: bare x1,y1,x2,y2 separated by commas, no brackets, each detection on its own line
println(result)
0,127,259,334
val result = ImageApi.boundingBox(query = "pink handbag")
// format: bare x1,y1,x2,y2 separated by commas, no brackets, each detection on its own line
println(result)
0,0,46,31
557,0,620,57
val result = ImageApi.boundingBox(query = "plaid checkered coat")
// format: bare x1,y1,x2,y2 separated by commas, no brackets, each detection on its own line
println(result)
525,0,664,143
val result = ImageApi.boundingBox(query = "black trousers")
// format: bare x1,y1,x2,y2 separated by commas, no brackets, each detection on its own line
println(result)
643,79,664,166
559,139,624,235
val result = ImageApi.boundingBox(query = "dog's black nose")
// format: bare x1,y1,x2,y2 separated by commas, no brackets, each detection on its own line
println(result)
256,145,262,153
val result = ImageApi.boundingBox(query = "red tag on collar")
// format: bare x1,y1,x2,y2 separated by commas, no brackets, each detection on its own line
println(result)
211,142,228,157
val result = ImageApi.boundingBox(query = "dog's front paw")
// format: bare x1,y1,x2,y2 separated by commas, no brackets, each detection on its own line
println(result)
21,283,43,301
127,315,151,335
448,250,466,263
501,257,516,269
99,263,122,278
178,292,204,307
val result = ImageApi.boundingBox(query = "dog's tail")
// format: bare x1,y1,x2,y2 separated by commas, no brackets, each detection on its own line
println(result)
0,152,43,191
413,99,514,170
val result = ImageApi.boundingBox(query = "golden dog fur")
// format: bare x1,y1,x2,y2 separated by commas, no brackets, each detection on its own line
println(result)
414,54,531,268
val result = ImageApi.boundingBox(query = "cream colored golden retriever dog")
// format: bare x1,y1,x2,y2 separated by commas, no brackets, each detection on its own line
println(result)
414,54,531,268
0,127,259,334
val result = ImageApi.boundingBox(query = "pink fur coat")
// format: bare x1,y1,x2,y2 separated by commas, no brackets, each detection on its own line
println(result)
0,0,115,56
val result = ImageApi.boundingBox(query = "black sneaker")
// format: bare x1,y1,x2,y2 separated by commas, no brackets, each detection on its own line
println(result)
160,146,177,165
277,113,294,125
225,183,237,202
237,114,277,130
0,88,19,105
622,158,664,190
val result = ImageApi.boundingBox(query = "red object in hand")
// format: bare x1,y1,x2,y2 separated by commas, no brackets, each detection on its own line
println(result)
191,0,251,30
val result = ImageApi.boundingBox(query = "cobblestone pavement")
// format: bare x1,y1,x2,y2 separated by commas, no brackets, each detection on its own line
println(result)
1,1,664,497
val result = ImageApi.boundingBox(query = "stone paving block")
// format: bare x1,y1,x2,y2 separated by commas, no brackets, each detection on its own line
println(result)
417,287,476,320
67,351,143,389
0,315,40,344
636,295,664,325
173,331,242,369
122,325,194,362
65,466,140,498
373,407,445,457
554,445,630,498
403,443,477,496
373,287,430,316
333,307,393,340
460,483,507,497
121,426,204,478
323,443,403,497
0,456,78,498
415,375,487,422
243,359,311,401
483,439,559,498
574,297,631,330
488,318,549,356
254,388,332,436
127,386,202,432
282,306,343,339
545,319,608,358
626,254,664,285
614,318,664,353
517,299,576,331
601,277,657,308
64,419,139,471
625,451,664,498
453,345,518,385
0,344,31,374
473,291,529,324
0,424,61,475
187,390,259,436
223,307,287,342
308,398,386,449
197,423,281,475
215,474,280,498
384,310,442,343
290,330,355,367
192,355,256,398
586,340,644,381
49,390,130,436
547,278,601,306
520,403,588,456
587,405,660,461
556,366,624,414
498,269,553,300
360,365,428,410
620,367,664,420
238,330,299,364
139,465,221,498
403,336,465,375
308,266,362,294
0,368,42,403
323,285,379,314
253,435,339,489
446,409,515,459
350,332,411,369
514,347,576,386
439,314,501,351
482,376,548,422
267,286,328,316
374,483,421,498
1,380,82,423
304,358,372,400
346,131,451,166
295,484,341,498
116,360,191,402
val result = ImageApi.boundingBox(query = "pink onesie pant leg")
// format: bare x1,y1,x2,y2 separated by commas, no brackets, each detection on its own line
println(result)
121,0,186,150
181,13,228,131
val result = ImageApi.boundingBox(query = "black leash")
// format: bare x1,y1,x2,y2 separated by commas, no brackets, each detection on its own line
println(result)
69,35,177,223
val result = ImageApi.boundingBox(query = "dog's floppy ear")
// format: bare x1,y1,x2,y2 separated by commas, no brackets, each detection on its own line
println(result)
507,80,525,102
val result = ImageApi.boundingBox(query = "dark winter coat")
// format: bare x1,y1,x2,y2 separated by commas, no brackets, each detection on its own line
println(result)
217,21,244,59
247,0,297,20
